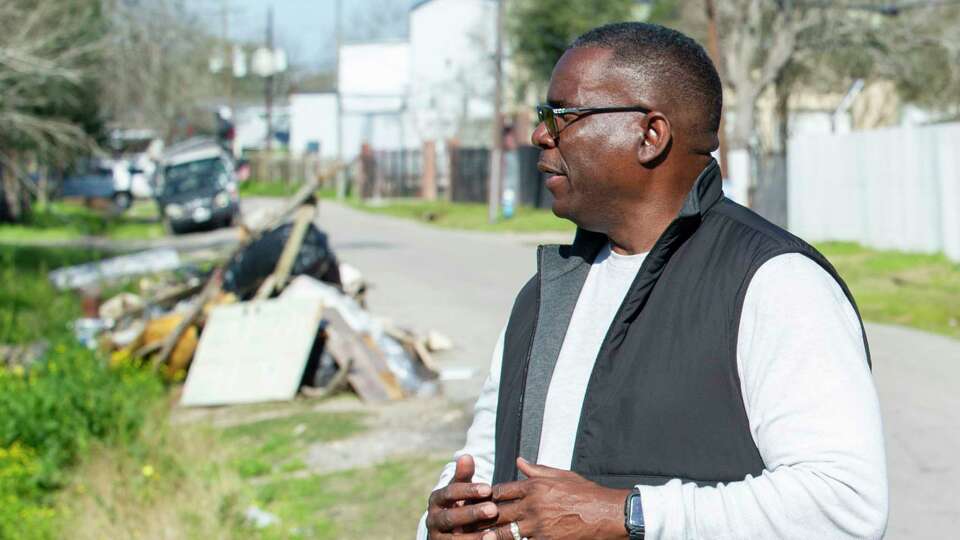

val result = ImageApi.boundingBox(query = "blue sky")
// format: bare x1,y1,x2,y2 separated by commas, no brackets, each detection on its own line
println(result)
192,0,418,72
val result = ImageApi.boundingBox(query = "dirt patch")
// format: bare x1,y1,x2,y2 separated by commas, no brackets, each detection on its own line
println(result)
173,393,471,478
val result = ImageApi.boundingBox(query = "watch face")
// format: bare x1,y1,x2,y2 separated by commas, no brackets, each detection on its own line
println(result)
628,494,645,528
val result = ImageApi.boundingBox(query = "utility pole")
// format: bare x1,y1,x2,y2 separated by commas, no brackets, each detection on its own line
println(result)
704,0,728,179
335,0,346,198
487,0,504,224
221,0,238,157
264,5,274,155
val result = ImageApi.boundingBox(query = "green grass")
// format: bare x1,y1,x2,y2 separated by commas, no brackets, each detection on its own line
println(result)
0,245,165,539
239,180,338,200
817,242,960,339
250,457,446,540
240,180,304,198
0,245,102,344
349,198,575,233
0,201,164,243
223,411,367,479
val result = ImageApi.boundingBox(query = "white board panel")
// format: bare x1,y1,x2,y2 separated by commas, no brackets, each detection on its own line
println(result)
180,297,323,407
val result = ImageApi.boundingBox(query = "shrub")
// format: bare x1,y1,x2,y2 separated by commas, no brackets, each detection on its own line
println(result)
0,246,165,538
0,343,163,537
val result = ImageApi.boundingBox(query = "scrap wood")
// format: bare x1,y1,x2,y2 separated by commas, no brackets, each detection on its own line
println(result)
299,357,352,400
270,204,316,291
164,325,198,380
99,293,144,322
151,272,221,371
253,203,316,300
254,163,335,233
132,312,197,366
323,309,404,402
150,167,332,371
384,325,440,374
122,280,204,320
133,339,162,359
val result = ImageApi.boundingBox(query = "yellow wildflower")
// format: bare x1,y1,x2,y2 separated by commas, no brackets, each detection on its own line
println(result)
141,464,155,478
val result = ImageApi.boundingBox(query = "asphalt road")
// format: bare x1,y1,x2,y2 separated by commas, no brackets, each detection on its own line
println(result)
308,200,958,540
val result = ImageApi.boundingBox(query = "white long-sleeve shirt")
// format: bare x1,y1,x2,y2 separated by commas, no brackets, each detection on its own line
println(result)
418,252,888,539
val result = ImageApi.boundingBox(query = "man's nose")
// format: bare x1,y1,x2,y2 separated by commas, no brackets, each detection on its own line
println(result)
532,122,556,149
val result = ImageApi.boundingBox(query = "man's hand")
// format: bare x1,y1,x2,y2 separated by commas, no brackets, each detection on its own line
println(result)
426,454,500,539
486,458,630,540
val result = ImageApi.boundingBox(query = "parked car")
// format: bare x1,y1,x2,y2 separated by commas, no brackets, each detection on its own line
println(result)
61,159,135,209
108,128,164,199
155,139,240,235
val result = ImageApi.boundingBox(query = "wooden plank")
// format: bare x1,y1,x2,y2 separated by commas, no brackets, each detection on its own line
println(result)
323,309,404,402
254,204,315,300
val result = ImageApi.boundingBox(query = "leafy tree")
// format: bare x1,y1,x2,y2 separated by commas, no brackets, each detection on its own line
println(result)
0,0,107,220
506,0,637,89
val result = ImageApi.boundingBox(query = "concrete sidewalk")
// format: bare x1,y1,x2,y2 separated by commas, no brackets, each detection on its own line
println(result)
314,200,957,539
868,323,960,538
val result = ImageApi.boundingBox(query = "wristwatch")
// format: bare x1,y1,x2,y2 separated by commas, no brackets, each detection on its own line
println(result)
624,487,645,540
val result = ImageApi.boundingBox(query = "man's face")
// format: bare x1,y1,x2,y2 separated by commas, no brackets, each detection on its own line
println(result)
534,47,648,232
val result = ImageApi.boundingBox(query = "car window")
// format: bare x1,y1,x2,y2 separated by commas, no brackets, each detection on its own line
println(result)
163,158,226,196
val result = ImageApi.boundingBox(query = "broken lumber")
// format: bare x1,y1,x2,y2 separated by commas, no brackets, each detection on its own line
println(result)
323,308,404,402
254,203,316,300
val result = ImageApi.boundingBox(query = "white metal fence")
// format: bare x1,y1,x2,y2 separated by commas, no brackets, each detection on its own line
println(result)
788,122,960,262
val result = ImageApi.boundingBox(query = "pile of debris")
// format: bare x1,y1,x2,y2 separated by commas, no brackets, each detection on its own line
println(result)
51,178,444,406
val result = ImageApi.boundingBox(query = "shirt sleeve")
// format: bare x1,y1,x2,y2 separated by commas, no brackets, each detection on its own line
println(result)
416,326,505,540
637,253,888,540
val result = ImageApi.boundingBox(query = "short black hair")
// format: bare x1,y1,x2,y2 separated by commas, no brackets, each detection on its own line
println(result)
570,22,722,141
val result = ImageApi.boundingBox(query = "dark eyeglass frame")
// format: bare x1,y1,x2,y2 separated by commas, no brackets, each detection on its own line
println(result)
536,103,651,141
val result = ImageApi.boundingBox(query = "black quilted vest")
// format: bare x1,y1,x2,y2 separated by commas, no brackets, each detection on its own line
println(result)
492,160,870,488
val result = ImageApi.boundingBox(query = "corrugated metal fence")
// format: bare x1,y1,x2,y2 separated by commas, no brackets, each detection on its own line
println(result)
788,122,960,261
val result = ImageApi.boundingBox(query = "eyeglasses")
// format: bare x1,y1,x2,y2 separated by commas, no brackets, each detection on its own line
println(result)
536,103,651,141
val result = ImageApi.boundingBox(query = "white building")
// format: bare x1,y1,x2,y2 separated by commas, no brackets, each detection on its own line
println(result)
300,0,500,162
289,93,338,158
409,0,498,145
339,40,418,159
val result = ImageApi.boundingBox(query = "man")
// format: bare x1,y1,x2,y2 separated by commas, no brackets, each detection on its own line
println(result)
419,22,887,540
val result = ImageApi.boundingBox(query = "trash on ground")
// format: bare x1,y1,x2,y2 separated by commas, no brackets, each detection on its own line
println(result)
426,330,454,352
222,221,340,299
180,296,324,406
74,318,110,349
338,262,368,306
99,292,145,322
0,341,49,369
50,171,440,406
243,506,280,529
439,367,478,381
49,248,181,290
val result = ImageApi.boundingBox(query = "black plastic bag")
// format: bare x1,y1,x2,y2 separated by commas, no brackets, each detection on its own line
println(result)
222,223,342,299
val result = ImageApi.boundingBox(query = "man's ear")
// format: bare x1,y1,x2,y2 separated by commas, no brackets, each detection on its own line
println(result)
637,112,671,165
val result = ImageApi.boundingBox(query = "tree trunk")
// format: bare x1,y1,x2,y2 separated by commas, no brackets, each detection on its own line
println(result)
2,169,23,223
729,88,758,152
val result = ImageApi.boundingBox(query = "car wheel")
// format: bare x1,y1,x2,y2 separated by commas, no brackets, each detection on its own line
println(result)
113,191,132,210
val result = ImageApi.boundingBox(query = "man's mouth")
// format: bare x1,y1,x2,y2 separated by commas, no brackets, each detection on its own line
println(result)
537,162,566,176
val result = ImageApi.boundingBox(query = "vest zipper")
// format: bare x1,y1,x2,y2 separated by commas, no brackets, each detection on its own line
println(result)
513,245,543,478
